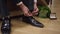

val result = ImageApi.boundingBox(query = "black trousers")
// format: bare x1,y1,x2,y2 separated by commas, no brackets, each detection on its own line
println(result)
0,0,9,17
0,0,34,17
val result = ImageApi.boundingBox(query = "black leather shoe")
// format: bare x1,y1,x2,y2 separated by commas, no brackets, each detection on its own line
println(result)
22,16,44,28
1,17,11,34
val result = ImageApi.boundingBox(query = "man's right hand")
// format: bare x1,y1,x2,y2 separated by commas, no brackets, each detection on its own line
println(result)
19,3,33,16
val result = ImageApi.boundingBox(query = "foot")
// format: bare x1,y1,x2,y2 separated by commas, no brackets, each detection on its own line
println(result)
22,16,44,28
1,17,11,34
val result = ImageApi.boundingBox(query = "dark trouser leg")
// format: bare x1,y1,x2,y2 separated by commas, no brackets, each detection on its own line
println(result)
0,0,9,17
0,0,11,34
22,0,34,12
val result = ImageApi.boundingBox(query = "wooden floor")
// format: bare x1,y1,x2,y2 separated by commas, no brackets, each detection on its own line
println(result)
0,0,60,34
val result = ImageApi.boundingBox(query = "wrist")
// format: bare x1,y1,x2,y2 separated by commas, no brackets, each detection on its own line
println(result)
34,0,37,5
34,0,37,3
18,3,25,8
34,3,37,6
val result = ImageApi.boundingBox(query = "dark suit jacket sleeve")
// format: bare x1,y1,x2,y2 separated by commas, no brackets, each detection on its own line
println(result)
14,0,22,4
15,0,34,11
17,0,22,3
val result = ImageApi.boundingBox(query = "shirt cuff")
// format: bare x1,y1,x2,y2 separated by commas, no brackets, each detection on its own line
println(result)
34,0,37,3
17,1,23,6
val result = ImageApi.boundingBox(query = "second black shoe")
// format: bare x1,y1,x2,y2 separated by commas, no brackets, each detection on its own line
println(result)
1,17,11,34
22,16,44,28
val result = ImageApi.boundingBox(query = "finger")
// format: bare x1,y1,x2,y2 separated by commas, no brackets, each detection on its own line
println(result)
28,12,33,16
32,10,38,14
32,12,38,16
35,8,39,12
24,12,32,16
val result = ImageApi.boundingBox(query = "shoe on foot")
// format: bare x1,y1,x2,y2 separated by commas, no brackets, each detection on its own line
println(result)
1,17,11,34
22,16,44,28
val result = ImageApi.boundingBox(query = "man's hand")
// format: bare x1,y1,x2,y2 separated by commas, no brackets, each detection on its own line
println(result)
32,3,39,15
19,3,33,16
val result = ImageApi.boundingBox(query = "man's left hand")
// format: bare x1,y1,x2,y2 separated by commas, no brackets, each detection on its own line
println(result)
32,3,39,15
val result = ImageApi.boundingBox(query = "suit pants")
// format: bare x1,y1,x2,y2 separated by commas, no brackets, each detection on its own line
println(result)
0,0,9,17
0,0,34,17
